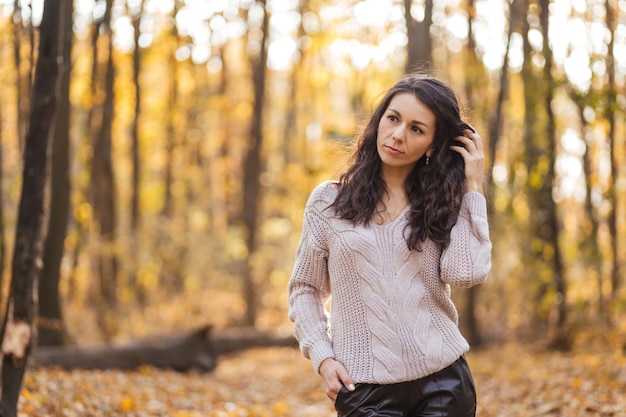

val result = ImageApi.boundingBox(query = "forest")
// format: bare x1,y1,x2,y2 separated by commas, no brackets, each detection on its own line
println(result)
0,0,624,415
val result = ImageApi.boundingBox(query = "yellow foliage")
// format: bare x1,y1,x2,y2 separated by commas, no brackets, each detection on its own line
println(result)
269,269,289,286
119,396,135,411
272,401,290,415
74,203,92,223
64,234,78,251
226,238,249,261
261,218,292,241
189,208,209,231
234,101,253,120
138,269,159,290
493,193,508,212
528,170,544,190
21,389,30,399
542,244,554,261
530,238,544,254
17,344,626,416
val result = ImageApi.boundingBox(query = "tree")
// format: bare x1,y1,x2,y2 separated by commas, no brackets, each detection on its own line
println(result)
604,0,620,307
160,1,181,219
241,0,270,326
538,0,567,347
460,0,489,347
129,0,146,232
520,0,567,347
488,0,522,176
0,0,64,415
569,89,605,318
0,103,5,294
11,0,35,152
89,0,119,338
158,0,188,293
37,0,74,347
520,0,547,328
127,0,147,303
404,0,433,71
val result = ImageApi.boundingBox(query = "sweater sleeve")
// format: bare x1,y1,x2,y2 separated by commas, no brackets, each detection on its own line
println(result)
288,188,335,374
440,191,492,288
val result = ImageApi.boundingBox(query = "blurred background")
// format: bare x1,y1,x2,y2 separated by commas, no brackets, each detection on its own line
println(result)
0,0,624,352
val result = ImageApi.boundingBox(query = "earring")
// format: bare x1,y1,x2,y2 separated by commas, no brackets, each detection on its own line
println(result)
426,155,430,165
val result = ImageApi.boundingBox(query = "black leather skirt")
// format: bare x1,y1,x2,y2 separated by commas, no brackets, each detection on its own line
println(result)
334,355,476,417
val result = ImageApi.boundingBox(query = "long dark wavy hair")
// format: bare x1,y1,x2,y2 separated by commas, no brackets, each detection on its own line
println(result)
331,74,472,251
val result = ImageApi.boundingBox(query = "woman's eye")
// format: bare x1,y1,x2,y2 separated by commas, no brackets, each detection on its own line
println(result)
388,115,397,122
411,126,421,133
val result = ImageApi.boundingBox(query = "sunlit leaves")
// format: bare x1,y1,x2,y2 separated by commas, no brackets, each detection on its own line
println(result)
18,344,626,416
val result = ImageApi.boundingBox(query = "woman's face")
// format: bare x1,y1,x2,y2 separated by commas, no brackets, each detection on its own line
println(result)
376,92,436,173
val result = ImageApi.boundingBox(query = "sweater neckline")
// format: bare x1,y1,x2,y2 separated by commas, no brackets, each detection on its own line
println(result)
372,205,410,228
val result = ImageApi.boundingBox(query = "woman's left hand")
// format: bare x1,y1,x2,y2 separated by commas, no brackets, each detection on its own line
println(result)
450,126,485,195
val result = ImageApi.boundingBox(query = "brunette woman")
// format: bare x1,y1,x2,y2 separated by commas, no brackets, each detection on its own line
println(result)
288,73,491,416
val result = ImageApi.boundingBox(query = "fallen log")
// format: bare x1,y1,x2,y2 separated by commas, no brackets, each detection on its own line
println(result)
31,325,297,372
32,325,218,372
213,327,298,355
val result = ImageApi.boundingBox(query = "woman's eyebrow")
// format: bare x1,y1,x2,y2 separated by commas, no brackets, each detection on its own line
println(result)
387,108,430,129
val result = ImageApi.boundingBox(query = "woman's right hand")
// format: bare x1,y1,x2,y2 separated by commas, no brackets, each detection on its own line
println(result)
319,358,355,402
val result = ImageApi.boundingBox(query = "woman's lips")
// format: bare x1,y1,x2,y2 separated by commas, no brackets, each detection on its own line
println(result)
385,145,403,154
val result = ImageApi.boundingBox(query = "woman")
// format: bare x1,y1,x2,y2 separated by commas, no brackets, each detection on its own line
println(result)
288,73,492,416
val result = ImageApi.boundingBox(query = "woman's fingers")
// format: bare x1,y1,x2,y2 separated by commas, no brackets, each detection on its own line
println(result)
319,358,354,402
450,127,485,194
454,128,483,154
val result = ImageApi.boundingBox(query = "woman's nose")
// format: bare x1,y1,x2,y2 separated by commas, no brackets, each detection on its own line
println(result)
392,124,405,141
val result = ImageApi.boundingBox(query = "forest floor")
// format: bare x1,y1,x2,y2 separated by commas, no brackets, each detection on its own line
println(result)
19,341,626,417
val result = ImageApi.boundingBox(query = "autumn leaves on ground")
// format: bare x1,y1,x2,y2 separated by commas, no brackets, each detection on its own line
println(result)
22,342,626,417
21,297,626,417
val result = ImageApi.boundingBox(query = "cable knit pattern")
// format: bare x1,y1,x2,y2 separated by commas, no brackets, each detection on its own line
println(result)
288,180,492,384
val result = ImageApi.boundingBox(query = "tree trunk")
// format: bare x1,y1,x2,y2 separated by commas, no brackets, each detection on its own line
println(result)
128,0,146,304
158,1,187,294
488,0,521,178
0,104,5,296
11,0,23,150
281,1,307,172
404,0,433,72
571,95,605,318
520,0,568,346
521,0,550,331
130,0,146,232
539,0,567,348
161,75,176,218
38,0,74,348
461,0,485,347
241,0,270,327
604,0,620,307
73,0,103,308
90,0,119,338
211,41,232,235
0,1,63,415
160,1,182,219
12,0,35,153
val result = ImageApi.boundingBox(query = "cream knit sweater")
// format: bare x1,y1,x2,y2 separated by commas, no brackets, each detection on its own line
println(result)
288,181,492,384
